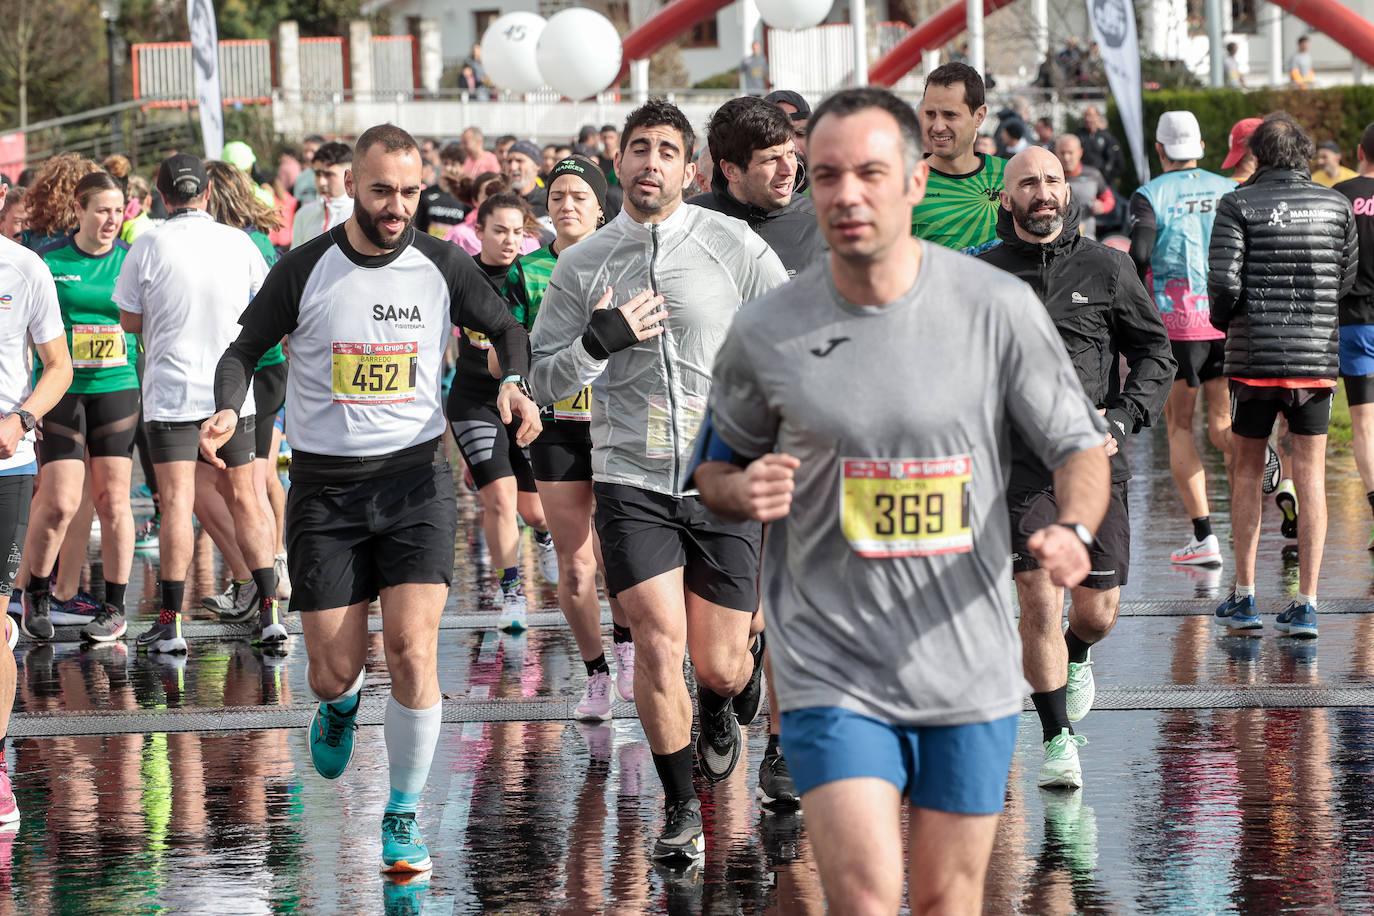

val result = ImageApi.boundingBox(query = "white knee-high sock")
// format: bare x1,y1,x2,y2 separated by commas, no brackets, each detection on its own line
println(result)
313,666,365,710
384,695,441,815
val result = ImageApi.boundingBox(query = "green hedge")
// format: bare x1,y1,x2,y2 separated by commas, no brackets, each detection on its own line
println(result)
1107,85,1374,191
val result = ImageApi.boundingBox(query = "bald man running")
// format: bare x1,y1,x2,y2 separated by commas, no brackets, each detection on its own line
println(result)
978,147,1173,789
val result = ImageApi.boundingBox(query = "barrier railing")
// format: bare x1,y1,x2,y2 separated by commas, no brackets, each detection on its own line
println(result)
132,40,273,107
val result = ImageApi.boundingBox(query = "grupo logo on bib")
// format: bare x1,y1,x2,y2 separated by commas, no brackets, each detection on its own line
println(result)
1092,0,1130,49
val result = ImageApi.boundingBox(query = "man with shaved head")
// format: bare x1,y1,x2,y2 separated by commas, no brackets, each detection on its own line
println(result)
979,146,1173,790
1055,133,1114,238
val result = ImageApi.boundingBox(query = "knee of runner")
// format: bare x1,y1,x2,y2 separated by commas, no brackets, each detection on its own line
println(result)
42,487,84,523
90,484,128,520
692,652,749,696
479,482,518,518
558,552,597,593
632,630,686,679
307,662,364,701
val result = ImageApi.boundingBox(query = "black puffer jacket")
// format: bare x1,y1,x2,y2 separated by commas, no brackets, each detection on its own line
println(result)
687,166,825,277
1208,167,1358,380
979,204,1174,489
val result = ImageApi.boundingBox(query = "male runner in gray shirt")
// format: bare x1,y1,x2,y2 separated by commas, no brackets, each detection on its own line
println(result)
690,87,1110,915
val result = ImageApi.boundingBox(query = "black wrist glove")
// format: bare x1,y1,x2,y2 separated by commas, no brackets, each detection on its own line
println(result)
581,308,639,360
1104,406,1133,441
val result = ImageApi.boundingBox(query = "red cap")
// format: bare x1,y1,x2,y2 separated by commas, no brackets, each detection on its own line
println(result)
1222,118,1262,170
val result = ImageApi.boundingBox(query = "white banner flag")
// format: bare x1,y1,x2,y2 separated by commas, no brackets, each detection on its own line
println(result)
1085,0,1148,183
187,0,223,159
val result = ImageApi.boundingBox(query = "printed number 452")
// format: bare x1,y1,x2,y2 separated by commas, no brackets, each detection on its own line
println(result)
352,362,398,392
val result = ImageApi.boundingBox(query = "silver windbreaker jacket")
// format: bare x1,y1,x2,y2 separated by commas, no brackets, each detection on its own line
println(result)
529,204,788,497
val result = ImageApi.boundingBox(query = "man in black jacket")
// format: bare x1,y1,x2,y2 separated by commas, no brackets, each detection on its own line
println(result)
690,96,824,278
687,94,822,813
979,147,1173,790
1208,113,1359,639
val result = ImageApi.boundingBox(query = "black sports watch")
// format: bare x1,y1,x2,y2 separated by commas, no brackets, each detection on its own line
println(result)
12,410,35,433
1056,522,1095,549
500,374,534,401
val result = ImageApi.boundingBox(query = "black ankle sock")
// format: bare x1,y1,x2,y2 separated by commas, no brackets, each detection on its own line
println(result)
1192,516,1212,541
28,572,51,600
1031,687,1073,744
584,653,609,677
697,685,730,717
1367,491,1374,514
160,579,185,616
1064,628,1093,664
250,567,276,604
612,623,632,644
766,733,780,755
105,582,127,613
652,744,697,808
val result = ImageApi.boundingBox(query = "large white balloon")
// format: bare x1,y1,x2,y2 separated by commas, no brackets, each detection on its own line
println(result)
755,0,833,30
536,8,623,100
480,12,547,93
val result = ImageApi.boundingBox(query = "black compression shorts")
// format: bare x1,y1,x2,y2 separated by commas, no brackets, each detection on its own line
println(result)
146,417,256,468
530,420,592,482
284,462,457,611
0,475,32,594
38,388,140,463
449,399,537,492
1344,374,1374,407
1010,481,1130,590
593,481,762,611
253,361,288,457
1229,382,1334,438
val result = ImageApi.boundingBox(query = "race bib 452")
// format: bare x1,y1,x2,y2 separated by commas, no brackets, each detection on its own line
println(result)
840,456,972,558
331,341,418,404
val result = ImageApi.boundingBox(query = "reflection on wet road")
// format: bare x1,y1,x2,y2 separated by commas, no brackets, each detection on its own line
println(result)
4,426,1374,914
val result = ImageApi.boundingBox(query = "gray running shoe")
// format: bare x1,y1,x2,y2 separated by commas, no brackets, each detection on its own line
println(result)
215,580,260,624
652,799,705,861
82,605,127,643
695,697,742,783
20,591,52,641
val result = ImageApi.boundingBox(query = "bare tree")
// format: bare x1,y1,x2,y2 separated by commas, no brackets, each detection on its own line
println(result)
0,0,100,127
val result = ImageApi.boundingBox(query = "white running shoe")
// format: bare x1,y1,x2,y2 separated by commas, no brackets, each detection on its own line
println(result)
613,640,636,703
1170,533,1221,567
274,552,292,600
575,670,613,721
498,580,527,632
1066,651,1095,723
535,533,559,586
1038,728,1087,789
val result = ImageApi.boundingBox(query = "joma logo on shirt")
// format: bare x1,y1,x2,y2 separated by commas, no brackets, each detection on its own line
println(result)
373,304,422,322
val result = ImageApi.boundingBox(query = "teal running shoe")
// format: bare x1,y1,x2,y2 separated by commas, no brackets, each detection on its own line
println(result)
381,812,432,874
382,872,430,916
309,696,358,780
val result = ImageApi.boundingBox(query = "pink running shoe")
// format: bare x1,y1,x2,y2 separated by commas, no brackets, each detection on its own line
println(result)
613,640,636,703
575,670,612,722
0,764,20,827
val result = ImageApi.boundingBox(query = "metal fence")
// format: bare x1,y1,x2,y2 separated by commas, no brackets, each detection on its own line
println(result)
132,40,273,106
299,37,346,94
371,36,417,93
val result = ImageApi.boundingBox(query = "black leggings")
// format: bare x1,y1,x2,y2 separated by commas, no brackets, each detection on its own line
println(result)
0,475,32,593
133,350,157,499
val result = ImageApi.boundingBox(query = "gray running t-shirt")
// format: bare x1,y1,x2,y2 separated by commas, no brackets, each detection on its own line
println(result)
702,242,1105,726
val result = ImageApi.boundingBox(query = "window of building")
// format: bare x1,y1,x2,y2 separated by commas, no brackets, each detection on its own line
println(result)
683,14,719,48
474,9,501,41
1231,0,1258,33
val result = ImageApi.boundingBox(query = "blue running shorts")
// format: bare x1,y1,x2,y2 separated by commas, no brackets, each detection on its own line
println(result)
1339,324,1374,378
779,707,1019,815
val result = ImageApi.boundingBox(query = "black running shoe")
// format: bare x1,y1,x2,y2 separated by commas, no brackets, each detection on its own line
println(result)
695,696,742,783
756,743,800,807
20,590,53,641
82,604,127,643
652,798,704,861
732,632,766,726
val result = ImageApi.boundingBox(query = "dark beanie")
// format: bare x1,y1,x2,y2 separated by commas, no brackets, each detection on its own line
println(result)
546,155,608,214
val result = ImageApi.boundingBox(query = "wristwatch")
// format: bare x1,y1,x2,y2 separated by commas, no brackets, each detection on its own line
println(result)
1056,522,1095,549
12,410,35,432
500,374,534,401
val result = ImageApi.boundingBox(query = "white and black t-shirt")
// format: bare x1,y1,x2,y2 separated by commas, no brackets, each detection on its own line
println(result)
113,209,268,421
215,225,532,482
0,237,65,472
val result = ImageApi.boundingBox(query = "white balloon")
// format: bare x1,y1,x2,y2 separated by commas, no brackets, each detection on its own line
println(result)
480,12,547,93
755,0,833,30
536,9,623,101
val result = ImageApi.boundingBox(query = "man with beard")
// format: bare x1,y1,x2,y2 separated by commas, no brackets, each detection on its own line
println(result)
203,124,540,876
912,62,1006,255
530,99,788,862
979,147,1173,788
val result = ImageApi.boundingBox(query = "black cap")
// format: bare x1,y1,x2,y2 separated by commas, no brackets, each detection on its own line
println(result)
764,89,811,121
546,155,608,215
1318,140,1342,154
157,152,208,200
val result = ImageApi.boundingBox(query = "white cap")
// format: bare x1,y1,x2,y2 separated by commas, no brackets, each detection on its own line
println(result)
1156,111,1204,161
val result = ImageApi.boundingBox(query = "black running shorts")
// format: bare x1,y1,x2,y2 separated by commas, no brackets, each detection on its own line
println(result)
530,420,593,482
1010,482,1130,590
146,416,256,467
1344,373,1374,407
252,361,288,457
1229,382,1334,438
38,387,140,463
284,462,458,611
449,399,537,492
593,481,762,612
1171,339,1225,389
